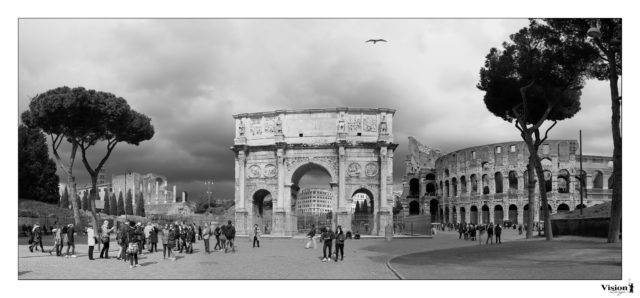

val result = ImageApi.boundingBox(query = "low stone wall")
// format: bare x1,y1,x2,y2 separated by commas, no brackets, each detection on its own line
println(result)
551,217,610,238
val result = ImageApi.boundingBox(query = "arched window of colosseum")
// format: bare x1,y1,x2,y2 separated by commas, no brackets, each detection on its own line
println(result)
429,199,439,220
481,161,490,171
508,171,518,192
426,183,436,195
558,170,570,193
494,172,503,193
482,174,490,194
593,171,604,189
460,176,467,193
470,205,478,224
495,146,502,154
541,158,552,167
544,170,552,192
439,181,443,196
509,145,516,153
557,203,570,213
470,174,478,192
409,178,420,196
425,173,436,180
452,178,458,197
445,180,450,197
444,169,450,178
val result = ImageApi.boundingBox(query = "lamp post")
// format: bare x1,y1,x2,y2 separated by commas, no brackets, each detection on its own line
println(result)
125,168,131,222
205,180,214,214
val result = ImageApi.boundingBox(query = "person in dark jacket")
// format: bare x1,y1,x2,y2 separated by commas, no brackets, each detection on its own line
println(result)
29,223,45,253
334,226,345,262
225,220,236,253
135,223,145,256
305,224,317,249
149,224,159,253
495,224,502,244
486,223,494,244
321,227,335,262
220,224,228,251
459,224,464,239
185,226,194,254
126,221,140,268
117,224,129,262
213,225,222,251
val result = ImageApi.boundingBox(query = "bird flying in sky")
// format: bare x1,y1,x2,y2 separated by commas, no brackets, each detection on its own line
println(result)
366,39,387,44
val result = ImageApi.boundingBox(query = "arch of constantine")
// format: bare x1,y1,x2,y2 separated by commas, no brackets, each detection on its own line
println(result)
231,108,398,236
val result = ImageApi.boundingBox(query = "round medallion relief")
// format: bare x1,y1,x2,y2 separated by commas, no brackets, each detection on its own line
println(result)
248,165,261,178
263,164,277,177
364,163,378,176
347,163,361,177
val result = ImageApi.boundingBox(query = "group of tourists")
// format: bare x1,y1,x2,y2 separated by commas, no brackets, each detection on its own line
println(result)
303,224,347,262
27,222,77,257
455,222,503,243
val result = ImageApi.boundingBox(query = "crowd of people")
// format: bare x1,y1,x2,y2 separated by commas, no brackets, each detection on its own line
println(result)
26,220,356,265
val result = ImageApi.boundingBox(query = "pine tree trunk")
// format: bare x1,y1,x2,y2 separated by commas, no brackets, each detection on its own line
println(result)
90,175,99,237
526,159,536,239
607,51,622,243
529,149,553,240
66,142,82,230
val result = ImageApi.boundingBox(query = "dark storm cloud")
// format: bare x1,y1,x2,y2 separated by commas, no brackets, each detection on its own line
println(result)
18,19,615,197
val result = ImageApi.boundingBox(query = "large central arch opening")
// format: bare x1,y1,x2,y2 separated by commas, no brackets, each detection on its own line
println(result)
291,163,334,235
352,188,375,235
252,189,273,234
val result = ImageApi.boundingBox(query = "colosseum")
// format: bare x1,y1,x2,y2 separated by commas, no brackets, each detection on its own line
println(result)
400,137,613,225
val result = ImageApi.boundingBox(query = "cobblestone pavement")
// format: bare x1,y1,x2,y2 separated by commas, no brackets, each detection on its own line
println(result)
17,228,543,279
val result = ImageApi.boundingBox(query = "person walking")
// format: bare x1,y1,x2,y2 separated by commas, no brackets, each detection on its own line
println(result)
518,224,523,235
202,223,212,254
126,221,140,268
463,224,469,240
458,224,464,239
198,225,203,241
99,220,115,259
335,226,345,262
470,224,476,241
179,224,188,253
486,223,494,244
321,227,335,262
49,224,63,256
87,224,96,260
252,224,261,248
305,224,317,249
191,224,197,245
160,224,169,259
495,223,502,244
29,223,45,253
213,224,222,251
225,220,236,253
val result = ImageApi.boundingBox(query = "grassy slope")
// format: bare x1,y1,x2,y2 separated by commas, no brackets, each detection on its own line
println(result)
19,199,76,217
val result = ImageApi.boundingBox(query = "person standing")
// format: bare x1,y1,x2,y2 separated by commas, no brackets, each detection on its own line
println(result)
126,221,140,268
225,220,236,253
117,223,128,262
167,224,176,261
495,223,502,244
470,224,476,241
305,224,317,249
202,223,211,254
518,224,523,235
458,224,464,239
99,220,115,259
252,224,261,248
321,227,335,262
87,224,96,260
144,223,153,253
219,224,227,252
334,226,345,262
198,225,203,241
149,224,158,253
49,224,63,256
184,226,193,254
135,223,145,256
486,223,494,245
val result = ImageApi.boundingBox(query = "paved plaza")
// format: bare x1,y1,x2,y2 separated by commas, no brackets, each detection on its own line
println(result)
18,228,621,279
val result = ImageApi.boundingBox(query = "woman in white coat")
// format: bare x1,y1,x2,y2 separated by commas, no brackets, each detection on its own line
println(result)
87,224,96,260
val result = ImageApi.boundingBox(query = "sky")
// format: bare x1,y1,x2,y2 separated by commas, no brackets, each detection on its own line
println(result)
18,19,617,201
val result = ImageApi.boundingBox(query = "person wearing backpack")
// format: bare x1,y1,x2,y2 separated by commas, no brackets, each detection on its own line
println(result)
185,226,194,254
167,224,177,261
65,224,77,258
29,223,44,253
252,224,261,248
334,226,346,262
116,224,128,261
99,220,115,259
126,221,140,268
486,223,494,245
48,224,63,256
495,223,503,244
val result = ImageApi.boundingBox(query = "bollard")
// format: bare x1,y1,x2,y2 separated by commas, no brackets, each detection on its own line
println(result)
385,224,393,241
411,222,413,236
